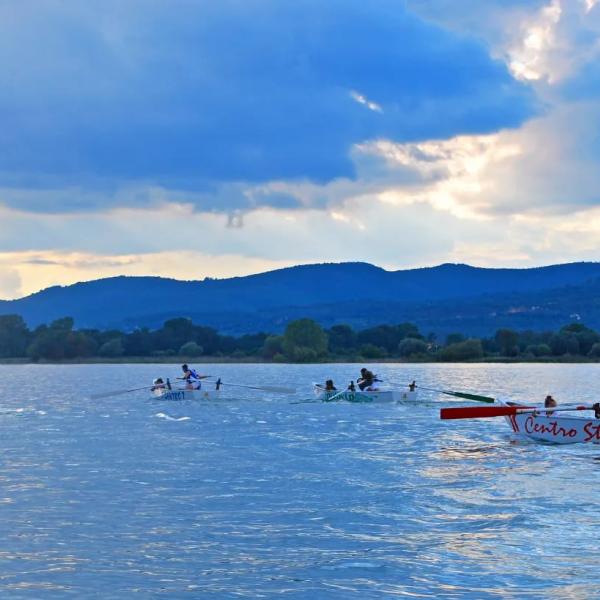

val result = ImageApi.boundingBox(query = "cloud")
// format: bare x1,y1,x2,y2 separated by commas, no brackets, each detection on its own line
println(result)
354,99,600,218
0,267,22,299
0,0,536,213
3,0,600,301
4,191,600,301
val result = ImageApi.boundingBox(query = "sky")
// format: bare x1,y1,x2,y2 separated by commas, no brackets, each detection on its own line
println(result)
1,0,600,298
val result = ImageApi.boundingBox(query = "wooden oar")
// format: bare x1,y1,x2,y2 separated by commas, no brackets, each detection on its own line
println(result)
213,381,296,394
440,404,595,420
91,385,153,400
416,385,495,404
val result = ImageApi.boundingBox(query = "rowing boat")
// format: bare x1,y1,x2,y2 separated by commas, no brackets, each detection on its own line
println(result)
499,399,600,444
150,388,223,401
313,385,418,404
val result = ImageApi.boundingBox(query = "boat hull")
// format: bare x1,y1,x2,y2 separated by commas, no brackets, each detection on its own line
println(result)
150,389,222,401
314,387,418,404
500,400,600,444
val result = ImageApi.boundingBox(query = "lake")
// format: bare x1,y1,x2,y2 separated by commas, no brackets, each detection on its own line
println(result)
1,363,599,598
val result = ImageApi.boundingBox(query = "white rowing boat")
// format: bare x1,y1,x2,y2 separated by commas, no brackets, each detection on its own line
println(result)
499,399,600,445
313,385,418,404
150,388,223,401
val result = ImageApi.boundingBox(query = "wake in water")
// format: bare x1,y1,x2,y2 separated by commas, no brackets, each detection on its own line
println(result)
154,412,191,422
0,406,46,416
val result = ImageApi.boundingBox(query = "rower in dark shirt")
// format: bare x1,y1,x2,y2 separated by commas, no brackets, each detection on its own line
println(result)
358,368,375,391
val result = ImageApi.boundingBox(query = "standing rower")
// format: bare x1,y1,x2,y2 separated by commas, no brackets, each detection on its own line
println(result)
179,364,207,390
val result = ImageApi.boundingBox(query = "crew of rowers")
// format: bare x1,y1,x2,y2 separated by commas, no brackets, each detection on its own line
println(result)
149,372,570,415
321,369,417,393
151,364,219,393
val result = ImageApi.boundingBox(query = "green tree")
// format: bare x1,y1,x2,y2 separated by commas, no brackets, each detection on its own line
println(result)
282,319,328,362
50,317,75,331
65,332,98,358
327,324,357,354
0,314,30,357
396,323,422,339
124,328,155,356
550,333,579,356
398,338,428,358
26,317,77,360
438,338,484,361
445,333,465,346
98,338,124,357
262,335,285,359
359,343,386,359
155,318,194,353
232,333,268,356
27,325,67,361
560,323,599,355
193,325,221,355
358,323,422,354
495,329,519,356
535,343,552,357
589,343,600,358
179,341,204,356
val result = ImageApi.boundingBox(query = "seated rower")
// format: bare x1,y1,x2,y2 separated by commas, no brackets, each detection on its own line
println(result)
348,381,356,392
325,379,337,392
179,364,207,390
151,377,166,397
357,368,374,391
544,394,557,415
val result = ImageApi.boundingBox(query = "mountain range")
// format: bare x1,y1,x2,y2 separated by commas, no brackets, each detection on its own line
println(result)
2,261,600,336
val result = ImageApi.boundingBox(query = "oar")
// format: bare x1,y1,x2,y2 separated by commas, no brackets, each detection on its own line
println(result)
440,404,596,420
417,385,495,404
176,375,211,381
324,388,349,402
91,384,153,400
213,381,296,394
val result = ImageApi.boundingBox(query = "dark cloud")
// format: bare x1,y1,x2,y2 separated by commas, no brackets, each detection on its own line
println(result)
22,258,61,265
0,0,537,212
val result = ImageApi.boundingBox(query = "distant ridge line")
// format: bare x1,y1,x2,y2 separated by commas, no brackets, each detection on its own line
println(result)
2,260,600,336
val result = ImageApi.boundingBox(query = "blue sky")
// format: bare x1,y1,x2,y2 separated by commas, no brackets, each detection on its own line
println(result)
1,0,600,297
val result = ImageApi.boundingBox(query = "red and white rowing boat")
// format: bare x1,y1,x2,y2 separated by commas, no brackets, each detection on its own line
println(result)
441,399,600,445
498,399,600,444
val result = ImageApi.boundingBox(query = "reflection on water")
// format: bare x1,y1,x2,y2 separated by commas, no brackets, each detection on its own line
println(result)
0,362,600,598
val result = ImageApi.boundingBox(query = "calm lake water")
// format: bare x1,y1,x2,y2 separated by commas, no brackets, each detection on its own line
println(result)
1,363,600,598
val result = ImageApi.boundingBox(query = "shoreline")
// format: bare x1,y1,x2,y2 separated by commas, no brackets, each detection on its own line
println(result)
1,356,599,365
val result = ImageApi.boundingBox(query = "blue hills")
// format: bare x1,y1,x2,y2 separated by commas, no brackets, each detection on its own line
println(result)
2,261,600,336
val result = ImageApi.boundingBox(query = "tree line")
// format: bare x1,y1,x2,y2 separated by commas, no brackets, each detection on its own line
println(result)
1,314,600,362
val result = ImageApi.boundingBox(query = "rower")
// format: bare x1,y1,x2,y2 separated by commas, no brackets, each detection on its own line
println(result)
544,394,557,415
179,364,206,390
409,380,416,392
325,379,337,392
358,368,378,391
151,377,166,397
